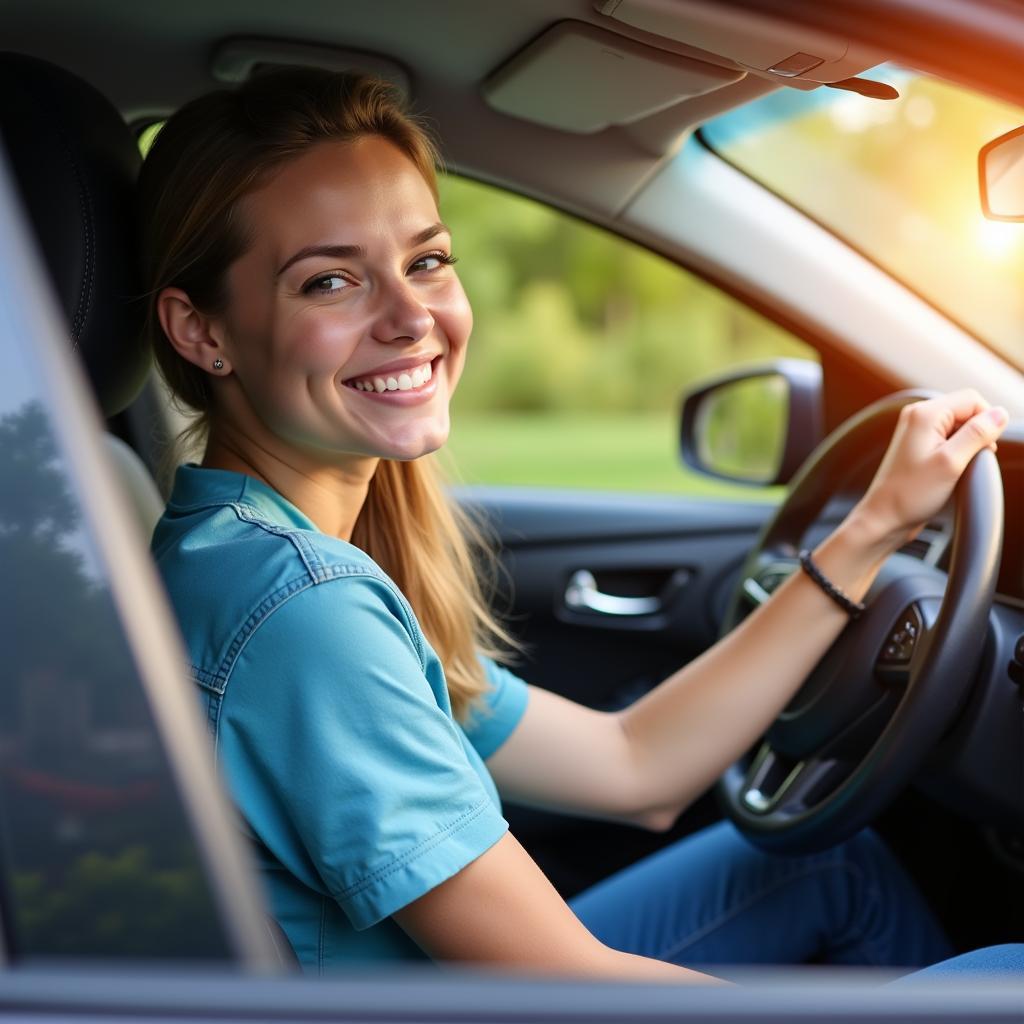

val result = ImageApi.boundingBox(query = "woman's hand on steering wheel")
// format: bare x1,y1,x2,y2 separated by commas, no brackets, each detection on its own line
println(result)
852,390,1008,555
717,388,1007,852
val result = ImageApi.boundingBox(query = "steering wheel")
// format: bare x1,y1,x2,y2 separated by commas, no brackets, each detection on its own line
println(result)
717,391,1003,853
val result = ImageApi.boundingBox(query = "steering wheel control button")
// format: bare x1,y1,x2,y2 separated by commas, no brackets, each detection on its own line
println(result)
877,605,923,677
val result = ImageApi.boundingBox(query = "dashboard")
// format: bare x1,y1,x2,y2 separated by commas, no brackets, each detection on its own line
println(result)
918,425,1024,829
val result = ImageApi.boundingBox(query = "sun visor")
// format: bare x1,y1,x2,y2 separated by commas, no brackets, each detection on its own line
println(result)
483,21,742,134
595,0,884,86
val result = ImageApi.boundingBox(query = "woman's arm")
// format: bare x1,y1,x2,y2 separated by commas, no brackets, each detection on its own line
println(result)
487,392,1008,827
394,831,725,982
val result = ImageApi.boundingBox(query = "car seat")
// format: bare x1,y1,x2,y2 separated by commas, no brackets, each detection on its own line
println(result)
0,50,163,532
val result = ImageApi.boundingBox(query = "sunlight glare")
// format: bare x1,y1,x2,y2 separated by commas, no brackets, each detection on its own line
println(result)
827,92,898,133
975,216,1024,259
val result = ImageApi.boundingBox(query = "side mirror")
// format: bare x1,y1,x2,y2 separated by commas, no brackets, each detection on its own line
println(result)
979,124,1024,221
680,359,823,486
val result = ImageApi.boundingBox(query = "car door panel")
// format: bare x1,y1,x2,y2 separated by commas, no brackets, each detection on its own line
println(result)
459,487,781,894
464,488,776,693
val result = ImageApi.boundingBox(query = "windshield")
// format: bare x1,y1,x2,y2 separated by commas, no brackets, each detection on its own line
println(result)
702,65,1024,371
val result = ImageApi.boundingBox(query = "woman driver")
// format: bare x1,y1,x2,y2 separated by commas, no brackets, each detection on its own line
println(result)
141,68,1007,978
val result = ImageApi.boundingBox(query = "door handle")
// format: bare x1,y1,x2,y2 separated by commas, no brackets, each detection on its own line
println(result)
564,569,688,617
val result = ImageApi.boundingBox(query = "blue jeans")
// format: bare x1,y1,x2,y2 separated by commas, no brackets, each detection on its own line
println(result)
569,821,952,970
897,944,1024,979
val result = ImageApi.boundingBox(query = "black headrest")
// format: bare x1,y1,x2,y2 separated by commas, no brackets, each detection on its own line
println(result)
0,52,150,416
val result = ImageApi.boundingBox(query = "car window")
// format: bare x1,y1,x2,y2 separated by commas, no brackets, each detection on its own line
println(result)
0,367,236,964
438,175,817,495
702,65,1024,371
1,421,241,961
0,156,269,965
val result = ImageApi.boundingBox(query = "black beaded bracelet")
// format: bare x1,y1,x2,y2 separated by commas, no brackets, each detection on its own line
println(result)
798,549,865,620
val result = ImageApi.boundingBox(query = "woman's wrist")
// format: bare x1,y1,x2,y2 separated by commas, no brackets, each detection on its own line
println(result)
840,496,914,562
809,504,903,609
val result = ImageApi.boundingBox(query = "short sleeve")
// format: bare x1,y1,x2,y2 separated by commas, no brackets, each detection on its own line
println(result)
218,575,508,931
463,657,530,761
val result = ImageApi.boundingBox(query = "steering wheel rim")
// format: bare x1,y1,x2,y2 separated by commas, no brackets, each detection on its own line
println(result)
717,391,1004,853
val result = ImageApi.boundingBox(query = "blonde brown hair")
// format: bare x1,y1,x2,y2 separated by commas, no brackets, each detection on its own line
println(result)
139,68,513,719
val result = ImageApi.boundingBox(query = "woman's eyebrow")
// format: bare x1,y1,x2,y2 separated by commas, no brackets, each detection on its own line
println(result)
410,222,450,247
275,224,450,279
276,244,363,278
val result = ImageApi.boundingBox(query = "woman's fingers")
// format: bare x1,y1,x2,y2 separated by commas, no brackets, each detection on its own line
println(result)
941,405,1008,470
897,391,1006,466
928,388,991,431
856,392,1009,551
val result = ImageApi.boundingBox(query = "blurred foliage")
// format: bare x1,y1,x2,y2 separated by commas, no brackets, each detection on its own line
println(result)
705,68,1024,367
12,845,225,958
440,174,813,418
0,401,143,729
437,174,813,489
439,410,785,498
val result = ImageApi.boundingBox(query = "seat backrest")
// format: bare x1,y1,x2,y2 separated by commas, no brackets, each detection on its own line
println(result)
0,52,151,417
104,433,166,537
0,52,162,534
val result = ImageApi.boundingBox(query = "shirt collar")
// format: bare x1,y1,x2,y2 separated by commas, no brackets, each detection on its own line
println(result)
168,463,321,533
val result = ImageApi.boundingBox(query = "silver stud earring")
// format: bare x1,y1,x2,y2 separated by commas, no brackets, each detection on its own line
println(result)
213,358,224,371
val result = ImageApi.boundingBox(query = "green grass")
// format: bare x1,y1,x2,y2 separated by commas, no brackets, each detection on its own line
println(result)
443,412,783,500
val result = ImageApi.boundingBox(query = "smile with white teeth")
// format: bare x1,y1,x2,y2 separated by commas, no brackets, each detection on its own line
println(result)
348,360,434,393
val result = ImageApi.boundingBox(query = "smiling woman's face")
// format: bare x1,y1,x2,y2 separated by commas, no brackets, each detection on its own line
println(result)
214,135,471,465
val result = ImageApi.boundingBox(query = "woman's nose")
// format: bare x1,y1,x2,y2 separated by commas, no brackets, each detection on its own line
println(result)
370,279,435,344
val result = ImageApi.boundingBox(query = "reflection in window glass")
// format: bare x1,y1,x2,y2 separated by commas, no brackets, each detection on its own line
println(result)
702,65,1024,369
438,175,816,495
0,395,232,961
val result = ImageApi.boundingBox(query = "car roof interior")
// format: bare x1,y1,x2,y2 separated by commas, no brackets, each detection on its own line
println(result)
4,0,889,223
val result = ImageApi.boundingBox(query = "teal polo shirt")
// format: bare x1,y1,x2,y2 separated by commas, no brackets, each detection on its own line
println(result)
151,464,529,971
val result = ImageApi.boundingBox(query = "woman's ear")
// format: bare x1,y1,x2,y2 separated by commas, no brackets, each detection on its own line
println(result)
157,287,231,376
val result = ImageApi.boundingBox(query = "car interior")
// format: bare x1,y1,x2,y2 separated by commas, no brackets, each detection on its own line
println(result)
2,0,1024,1012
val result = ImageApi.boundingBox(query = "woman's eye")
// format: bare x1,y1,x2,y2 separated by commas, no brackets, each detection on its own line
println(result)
410,251,458,273
302,273,350,296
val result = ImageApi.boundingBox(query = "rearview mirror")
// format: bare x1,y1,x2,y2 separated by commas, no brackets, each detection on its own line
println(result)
680,359,823,486
979,124,1024,221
